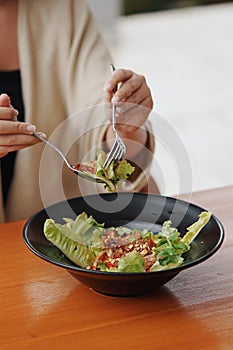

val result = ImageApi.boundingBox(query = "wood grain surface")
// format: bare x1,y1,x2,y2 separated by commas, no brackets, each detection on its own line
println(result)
0,186,232,350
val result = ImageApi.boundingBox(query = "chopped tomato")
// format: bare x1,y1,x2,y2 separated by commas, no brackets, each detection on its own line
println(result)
147,238,156,247
74,161,96,174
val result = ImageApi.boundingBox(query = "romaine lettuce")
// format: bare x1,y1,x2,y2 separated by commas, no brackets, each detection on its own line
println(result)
44,210,212,272
95,150,135,192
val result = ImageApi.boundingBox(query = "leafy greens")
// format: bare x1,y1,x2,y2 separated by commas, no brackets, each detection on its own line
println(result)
75,149,135,192
44,211,212,273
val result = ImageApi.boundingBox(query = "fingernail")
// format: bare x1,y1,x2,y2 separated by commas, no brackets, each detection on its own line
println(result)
26,124,36,133
111,96,120,104
38,133,47,138
13,109,19,116
116,106,123,114
103,83,111,92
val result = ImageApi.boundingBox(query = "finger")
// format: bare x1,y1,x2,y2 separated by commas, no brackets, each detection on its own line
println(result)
0,120,36,134
0,133,42,147
104,84,152,125
0,134,43,157
103,69,134,94
118,96,152,117
103,90,113,122
113,74,146,104
115,84,150,114
0,94,19,121
0,144,35,156
0,93,11,107
34,131,47,139
0,106,19,120
115,97,152,129
103,90,112,104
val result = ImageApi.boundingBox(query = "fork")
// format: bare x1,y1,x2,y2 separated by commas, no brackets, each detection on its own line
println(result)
103,64,126,168
33,132,103,183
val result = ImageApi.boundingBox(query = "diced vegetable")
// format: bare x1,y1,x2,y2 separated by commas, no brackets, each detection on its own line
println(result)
44,211,212,273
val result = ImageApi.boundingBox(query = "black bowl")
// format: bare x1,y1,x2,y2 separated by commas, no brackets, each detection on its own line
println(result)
23,193,224,297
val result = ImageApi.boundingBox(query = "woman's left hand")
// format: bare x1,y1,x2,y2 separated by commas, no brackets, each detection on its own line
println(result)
103,68,153,132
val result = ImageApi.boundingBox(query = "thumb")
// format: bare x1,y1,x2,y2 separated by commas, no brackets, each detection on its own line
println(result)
0,93,11,107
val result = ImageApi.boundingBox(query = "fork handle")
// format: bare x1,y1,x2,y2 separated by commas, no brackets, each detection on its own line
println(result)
110,63,117,93
110,63,117,132
33,132,71,170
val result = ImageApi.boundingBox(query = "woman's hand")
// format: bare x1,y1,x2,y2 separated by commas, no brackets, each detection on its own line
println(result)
103,68,153,131
0,94,44,158
103,69,154,158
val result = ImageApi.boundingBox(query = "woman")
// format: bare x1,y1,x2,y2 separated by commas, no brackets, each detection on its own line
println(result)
0,0,158,222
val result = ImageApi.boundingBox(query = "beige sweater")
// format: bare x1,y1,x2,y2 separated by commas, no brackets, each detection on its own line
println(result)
0,0,154,223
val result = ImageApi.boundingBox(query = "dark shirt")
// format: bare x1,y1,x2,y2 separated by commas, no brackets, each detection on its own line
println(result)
0,70,25,205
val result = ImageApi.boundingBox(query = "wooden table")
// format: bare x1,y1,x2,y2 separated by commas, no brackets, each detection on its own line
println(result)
1,186,232,350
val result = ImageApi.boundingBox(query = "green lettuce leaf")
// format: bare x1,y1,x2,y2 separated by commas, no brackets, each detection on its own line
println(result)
44,218,102,268
117,251,146,272
114,159,135,181
182,211,212,245
149,211,212,271
94,149,135,192
151,221,189,269
51,212,105,248
150,257,184,271
43,212,106,267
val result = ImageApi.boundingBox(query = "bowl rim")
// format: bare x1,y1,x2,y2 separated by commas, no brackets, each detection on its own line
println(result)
23,192,225,276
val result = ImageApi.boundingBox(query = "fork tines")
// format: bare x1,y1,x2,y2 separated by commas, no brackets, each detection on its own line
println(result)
104,136,126,169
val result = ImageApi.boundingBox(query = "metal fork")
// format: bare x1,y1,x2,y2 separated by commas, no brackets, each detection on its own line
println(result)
103,64,126,168
33,132,103,183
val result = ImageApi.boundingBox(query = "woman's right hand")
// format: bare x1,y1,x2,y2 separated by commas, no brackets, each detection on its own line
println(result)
0,93,44,158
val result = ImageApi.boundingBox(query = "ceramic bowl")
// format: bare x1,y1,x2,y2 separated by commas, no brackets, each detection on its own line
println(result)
23,193,224,297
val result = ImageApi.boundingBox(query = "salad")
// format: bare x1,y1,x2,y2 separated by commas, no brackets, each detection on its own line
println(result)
74,149,135,192
43,211,212,273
